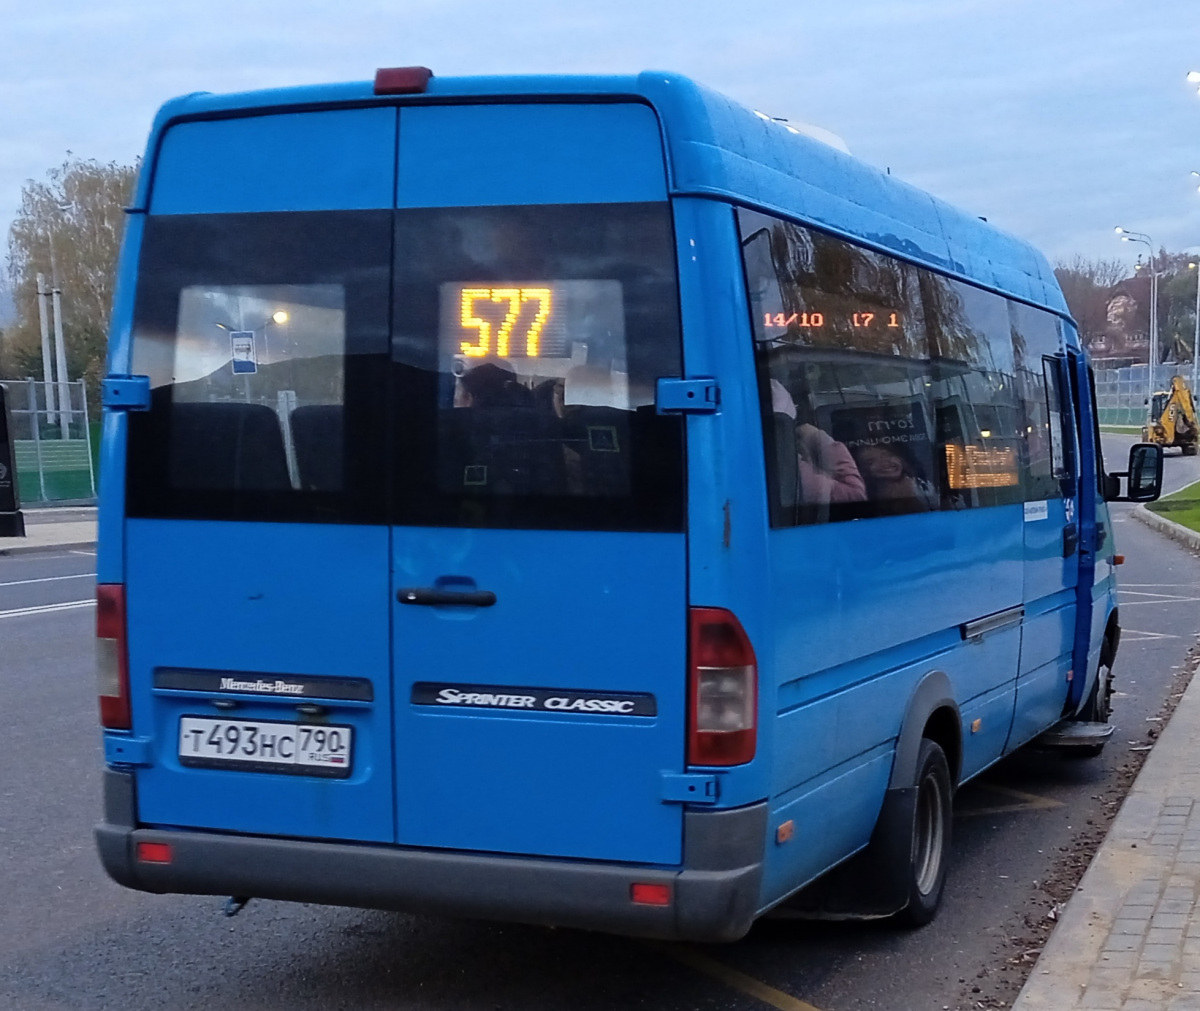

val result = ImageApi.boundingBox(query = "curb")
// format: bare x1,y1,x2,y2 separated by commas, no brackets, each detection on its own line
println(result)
0,540,97,557
1132,503,1200,552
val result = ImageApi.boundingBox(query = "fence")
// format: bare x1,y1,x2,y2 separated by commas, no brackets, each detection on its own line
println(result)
1093,364,1191,427
1,379,97,504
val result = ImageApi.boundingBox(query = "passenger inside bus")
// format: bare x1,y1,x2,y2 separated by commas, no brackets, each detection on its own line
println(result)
769,378,866,506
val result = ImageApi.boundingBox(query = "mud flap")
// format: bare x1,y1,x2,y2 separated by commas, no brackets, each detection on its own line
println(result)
771,786,917,920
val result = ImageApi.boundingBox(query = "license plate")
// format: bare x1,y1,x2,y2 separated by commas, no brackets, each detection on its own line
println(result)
178,716,353,778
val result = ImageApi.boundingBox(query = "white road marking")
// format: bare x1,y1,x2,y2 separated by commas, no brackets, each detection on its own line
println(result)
1117,596,1200,606
0,599,95,619
69,550,97,556
0,573,96,588
1120,629,1181,642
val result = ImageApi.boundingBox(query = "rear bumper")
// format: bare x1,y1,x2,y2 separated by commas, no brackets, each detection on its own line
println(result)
96,771,766,942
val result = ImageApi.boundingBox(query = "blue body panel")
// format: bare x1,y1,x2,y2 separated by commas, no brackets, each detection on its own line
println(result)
149,107,397,214
126,520,394,842
390,528,686,864
396,103,667,207
101,70,1105,927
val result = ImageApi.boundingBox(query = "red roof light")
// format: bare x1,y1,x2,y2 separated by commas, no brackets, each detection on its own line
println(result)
374,67,433,95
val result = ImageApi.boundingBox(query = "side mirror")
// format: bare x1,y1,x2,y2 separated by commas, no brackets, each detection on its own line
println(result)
1105,443,1164,502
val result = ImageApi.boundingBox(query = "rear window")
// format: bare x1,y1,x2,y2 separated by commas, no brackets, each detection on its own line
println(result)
126,203,684,532
391,202,685,531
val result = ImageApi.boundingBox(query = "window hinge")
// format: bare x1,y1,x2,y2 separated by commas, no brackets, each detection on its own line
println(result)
101,375,151,411
656,378,720,415
660,771,720,805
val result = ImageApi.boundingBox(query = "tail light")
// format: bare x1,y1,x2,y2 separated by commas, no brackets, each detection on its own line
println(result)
96,584,131,730
688,607,757,766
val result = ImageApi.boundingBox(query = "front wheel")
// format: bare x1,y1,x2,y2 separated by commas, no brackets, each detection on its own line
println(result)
893,739,953,927
1069,660,1113,759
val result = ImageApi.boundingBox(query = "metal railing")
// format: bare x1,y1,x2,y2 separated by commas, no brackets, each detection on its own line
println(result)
1093,364,1184,427
1,378,96,503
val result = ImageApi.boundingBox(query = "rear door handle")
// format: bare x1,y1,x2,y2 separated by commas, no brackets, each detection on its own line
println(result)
1063,522,1079,558
396,588,497,607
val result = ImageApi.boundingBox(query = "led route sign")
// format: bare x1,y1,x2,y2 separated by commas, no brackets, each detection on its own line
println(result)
764,311,903,328
459,287,553,358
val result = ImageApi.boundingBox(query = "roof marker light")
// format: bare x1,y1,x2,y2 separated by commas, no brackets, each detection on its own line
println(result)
374,66,433,95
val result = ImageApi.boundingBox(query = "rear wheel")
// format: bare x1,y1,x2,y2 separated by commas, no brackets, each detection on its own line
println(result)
1184,443,1198,457
893,739,952,927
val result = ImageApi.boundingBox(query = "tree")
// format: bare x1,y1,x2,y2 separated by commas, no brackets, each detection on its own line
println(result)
1053,255,1126,345
3,157,138,391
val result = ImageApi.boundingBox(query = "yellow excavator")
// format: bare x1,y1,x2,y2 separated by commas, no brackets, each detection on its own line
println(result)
1142,375,1199,456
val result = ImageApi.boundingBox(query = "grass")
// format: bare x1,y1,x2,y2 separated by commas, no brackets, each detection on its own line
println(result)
1099,425,1143,434
1147,480,1200,532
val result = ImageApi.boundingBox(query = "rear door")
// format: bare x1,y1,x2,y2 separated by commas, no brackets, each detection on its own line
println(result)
125,108,397,842
387,104,691,865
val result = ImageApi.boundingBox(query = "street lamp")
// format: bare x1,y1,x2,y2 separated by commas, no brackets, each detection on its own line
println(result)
1116,226,1160,426
1190,264,1200,396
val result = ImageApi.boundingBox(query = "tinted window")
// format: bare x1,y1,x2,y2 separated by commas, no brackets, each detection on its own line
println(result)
739,208,1065,526
1011,302,1073,500
391,203,685,531
923,277,1023,509
127,212,391,523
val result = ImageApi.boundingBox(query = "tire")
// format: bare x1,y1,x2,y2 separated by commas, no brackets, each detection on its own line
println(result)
893,739,953,927
1184,443,1198,457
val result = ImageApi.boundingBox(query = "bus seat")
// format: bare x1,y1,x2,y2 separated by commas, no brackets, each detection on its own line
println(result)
562,405,631,498
291,404,344,492
168,402,290,491
771,412,800,526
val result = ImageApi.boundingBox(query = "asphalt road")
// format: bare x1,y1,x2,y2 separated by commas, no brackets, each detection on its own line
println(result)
2,455,1199,1011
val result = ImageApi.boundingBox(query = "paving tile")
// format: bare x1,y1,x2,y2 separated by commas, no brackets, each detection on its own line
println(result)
1140,945,1181,961
1105,935,1142,952
1154,914,1191,929
1090,966,1135,988
1147,927,1185,946
1080,989,1124,1009
1113,919,1150,935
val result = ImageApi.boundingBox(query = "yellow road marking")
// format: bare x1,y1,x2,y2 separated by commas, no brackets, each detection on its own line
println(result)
957,782,1064,818
645,941,825,1011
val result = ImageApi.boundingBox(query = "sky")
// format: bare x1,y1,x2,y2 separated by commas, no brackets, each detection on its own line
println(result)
1,0,1199,280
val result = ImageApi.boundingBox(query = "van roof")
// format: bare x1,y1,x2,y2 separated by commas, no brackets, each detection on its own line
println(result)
136,71,1067,317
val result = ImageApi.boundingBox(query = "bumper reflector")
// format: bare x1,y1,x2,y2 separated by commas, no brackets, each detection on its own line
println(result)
137,842,173,864
631,882,671,906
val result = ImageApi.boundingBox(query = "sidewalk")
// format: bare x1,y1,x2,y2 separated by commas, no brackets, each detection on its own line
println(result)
1013,662,1200,1010
0,507,97,556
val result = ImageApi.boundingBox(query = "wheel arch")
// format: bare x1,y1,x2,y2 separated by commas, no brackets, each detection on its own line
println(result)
889,669,962,790
1102,608,1120,667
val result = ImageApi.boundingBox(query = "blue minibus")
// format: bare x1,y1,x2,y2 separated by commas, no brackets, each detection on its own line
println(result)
94,68,1163,940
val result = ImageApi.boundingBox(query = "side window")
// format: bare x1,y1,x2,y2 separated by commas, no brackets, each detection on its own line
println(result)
1011,303,1073,501
738,209,939,526
739,207,1065,526
923,277,1022,508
